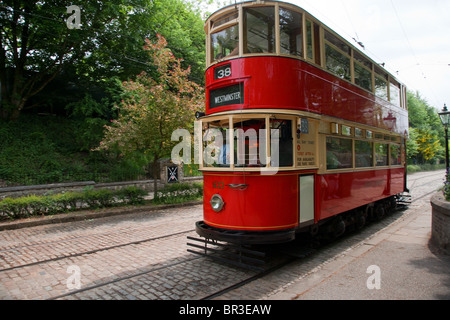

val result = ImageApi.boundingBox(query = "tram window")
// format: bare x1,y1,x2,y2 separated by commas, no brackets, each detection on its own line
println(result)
375,67,388,100
355,140,373,168
203,120,231,167
326,137,352,170
375,77,388,100
354,51,372,69
354,62,373,92
279,8,303,57
211,10,238,29
270,119,293,167
211,24,239,61
325,31,351,81
234,118,267,167
390,144,401,165
389,81,401,107
375,143,388,166
325,44,351,81
306,20,314,60
325,30,351,54
244,7,275,54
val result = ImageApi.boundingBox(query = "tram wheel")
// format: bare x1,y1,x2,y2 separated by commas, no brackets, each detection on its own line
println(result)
354,210,366,230
373,203,385,221
331,216,346,238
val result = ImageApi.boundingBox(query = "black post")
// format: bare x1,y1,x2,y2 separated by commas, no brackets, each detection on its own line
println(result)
445,125,449,172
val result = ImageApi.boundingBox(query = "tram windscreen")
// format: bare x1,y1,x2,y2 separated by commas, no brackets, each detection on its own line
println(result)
202,117,294,169
202,119,230,167
234,118,266,167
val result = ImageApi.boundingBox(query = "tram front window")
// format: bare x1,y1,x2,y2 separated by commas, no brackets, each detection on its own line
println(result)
211,24,239,61
203,120,231,167
244,6,275,54
202,116,294,169
234,118,267,167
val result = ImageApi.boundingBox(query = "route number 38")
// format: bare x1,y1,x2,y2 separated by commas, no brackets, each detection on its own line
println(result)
217,67,231,79
215,64,231,80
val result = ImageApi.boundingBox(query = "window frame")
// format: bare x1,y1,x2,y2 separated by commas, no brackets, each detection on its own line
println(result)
323,122,404,173
199,114,298,172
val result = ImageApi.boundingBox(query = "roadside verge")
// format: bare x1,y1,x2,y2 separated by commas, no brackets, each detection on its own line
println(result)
0,200,203,231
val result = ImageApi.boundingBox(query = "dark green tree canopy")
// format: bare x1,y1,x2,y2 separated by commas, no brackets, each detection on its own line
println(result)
0,0,206,120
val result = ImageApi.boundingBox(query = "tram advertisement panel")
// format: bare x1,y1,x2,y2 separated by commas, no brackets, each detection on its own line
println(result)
296,119,317,168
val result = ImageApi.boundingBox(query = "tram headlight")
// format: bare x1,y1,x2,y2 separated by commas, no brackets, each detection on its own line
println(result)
210,194,224,212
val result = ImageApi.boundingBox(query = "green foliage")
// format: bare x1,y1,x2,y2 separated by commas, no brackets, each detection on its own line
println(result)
407,91,445,164
153,182,203,204
116,186,148,205
407,163,445,174
0,114,149,186
444,170,450,201
96,34,204,195
0,186,148,220
1,0,206,120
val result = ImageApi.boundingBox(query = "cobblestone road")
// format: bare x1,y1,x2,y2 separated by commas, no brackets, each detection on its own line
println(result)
0,171,445,300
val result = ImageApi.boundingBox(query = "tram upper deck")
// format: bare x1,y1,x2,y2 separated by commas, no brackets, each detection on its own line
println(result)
203,1,408,138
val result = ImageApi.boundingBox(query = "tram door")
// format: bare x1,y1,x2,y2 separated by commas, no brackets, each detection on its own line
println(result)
299,175,315,226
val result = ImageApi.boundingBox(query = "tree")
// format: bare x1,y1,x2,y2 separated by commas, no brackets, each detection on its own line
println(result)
96,34,204,195
0,0,206,120
407,91,445,164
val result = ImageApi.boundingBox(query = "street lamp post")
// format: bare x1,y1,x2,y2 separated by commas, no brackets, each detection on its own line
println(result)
439,104,450,171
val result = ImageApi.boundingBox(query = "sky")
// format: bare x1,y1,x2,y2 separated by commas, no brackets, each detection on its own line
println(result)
207,0,450,111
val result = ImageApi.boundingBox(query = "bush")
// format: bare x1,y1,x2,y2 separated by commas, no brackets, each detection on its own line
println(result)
117,186,148,205
0,186,149,220
444,169,450,201
153,182,203,205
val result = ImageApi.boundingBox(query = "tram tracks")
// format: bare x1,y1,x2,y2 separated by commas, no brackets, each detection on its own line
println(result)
0,229,194,272
49,254,203,300
407,170,444,190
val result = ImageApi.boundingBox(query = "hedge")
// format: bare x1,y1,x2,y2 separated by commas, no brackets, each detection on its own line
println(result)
153,182,203,205
0,186,148,221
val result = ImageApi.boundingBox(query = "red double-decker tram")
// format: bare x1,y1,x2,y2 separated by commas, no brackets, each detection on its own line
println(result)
194,1,409,246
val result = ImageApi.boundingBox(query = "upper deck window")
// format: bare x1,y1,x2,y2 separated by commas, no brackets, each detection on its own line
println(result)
244,6,275,54
374,67,388,100
353,51,373,92
279,8,303,57
306,20,314,60
389,80,401,108
211,24,239,61
211,11,238,29
324,31,351,81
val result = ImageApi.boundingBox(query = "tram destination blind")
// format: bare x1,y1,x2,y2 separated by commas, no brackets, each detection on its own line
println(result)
210,83,244,108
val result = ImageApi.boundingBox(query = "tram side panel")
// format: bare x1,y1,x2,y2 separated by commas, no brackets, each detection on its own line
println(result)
316,168,405,221
206,57,408,138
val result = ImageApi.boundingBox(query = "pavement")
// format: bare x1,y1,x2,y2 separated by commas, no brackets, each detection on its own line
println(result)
268,195,450,300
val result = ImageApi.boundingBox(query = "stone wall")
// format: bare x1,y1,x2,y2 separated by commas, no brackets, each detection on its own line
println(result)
0,176,202,200
430,192,450,254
